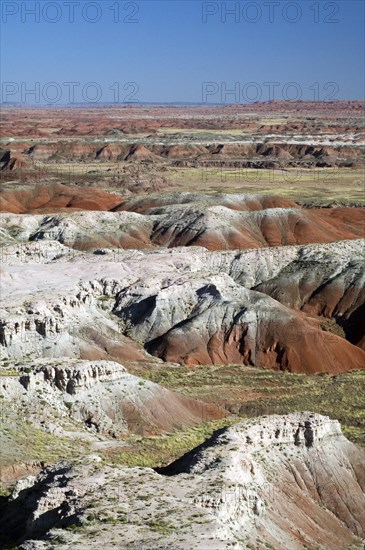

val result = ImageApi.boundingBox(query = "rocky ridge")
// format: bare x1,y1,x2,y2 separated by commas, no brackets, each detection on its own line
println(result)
0,359,220,439
1,236,364,372
0,413,363,549
1,193,364,252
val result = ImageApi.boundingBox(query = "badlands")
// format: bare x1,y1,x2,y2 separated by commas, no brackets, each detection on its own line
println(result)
0,102,364,549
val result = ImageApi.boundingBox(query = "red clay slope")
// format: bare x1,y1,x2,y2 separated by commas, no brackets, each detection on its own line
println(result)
0,183,124,214
146,302,365,374
1,187,364,252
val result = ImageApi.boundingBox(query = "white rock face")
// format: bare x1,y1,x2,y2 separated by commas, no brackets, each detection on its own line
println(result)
114,271,291,345
1,413,364,550
1,237,363,365
0,359,215,437
9,475,37,501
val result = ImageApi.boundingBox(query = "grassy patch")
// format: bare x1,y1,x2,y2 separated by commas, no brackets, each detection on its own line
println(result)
107,418,233,467
147,518,176,535
130,364,365,446
163,166,365,203
0,406,91,467
0,370,19,377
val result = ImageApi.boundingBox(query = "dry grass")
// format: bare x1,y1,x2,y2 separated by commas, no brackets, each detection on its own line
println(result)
130,364,365,447
165,166,365,203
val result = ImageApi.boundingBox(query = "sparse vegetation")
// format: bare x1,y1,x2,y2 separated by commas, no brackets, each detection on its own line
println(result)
320,318,346,338
134,364,365,446
147,518,176,535
0,370,19,377
108,418,234,467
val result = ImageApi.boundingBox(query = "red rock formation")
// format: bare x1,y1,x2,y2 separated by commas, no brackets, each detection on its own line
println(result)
125,144,159,161
0,183,124,214
147,304,365,374
149,206,365,250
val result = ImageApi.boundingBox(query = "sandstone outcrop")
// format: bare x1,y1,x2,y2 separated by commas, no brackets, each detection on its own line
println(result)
114,272,365,372
0,359,221,437
1,235,363,373
255,242,365,348
0,413,363,549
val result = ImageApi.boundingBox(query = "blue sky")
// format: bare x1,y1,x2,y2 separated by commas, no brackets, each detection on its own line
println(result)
1,0,364,103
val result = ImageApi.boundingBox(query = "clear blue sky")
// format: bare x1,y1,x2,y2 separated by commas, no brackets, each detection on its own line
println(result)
1,0,364,104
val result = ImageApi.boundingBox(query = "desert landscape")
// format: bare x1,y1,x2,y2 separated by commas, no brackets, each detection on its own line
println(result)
0,99,364,549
